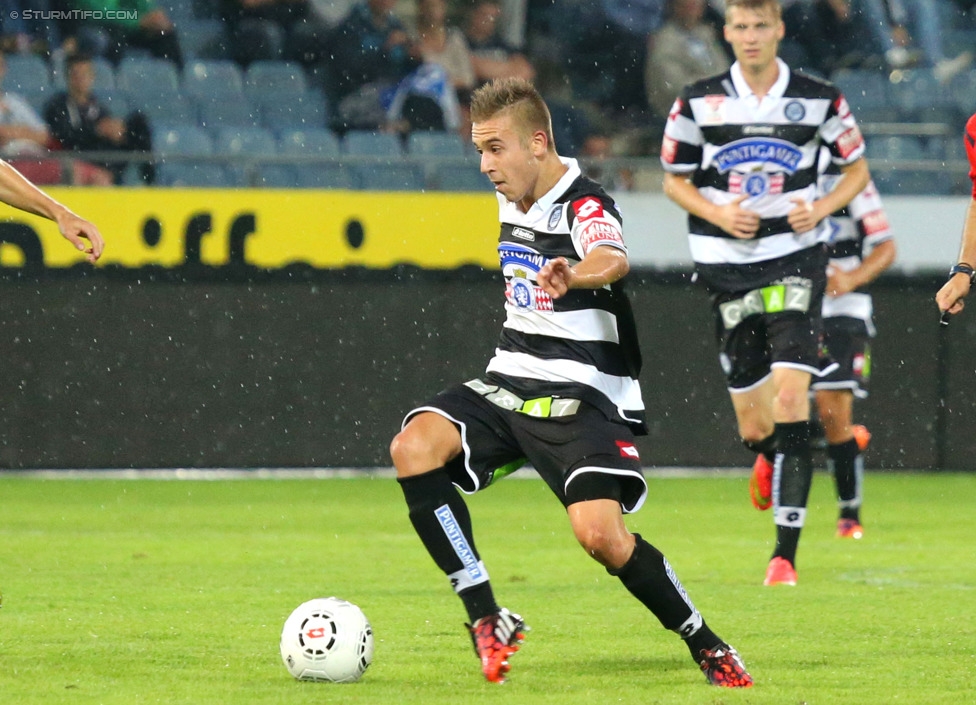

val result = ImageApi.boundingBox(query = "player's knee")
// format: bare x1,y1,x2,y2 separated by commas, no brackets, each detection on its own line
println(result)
738,422,773,445
775,386,809,420
389,428,431,478
572,524,630,568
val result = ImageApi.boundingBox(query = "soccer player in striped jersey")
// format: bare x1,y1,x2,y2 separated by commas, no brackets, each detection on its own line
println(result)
936,113,976,317
811,148,896,541
392,77,752,688
660,0,871,586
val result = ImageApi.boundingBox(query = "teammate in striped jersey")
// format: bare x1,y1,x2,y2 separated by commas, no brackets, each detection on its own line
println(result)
660,0,871,586
811,148,896,541
392,77,752,688
935,113,976,318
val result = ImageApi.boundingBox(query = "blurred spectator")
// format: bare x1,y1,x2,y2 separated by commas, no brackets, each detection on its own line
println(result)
463,0,535,85
220,0,316,66
44,53,154,184
0,0,58,54
873,0,972,80
0,50,50,157
780,0,882,75
330,0,423,128
645,0,729,117
597,0,665,113
412,0,474,135
69,0,183,68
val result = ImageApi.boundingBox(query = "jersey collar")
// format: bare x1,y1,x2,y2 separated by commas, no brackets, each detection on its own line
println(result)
529,157,580,216
729,57,790,104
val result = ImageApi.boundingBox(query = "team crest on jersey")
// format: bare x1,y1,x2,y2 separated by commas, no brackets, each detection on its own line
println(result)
713,138,803,174
507,268,553,313
729,171,784,197
701,94,726,125
784,100,806,122
548,204,563,231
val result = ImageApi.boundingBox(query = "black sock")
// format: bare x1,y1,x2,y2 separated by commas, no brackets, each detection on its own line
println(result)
773,421,813,566
828,438,862,522
744,434,777,463
399,469,498,622
608,533,716,657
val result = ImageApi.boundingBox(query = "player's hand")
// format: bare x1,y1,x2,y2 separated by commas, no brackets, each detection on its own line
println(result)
57,211,104,263
537,257,574,299
825,265,857,297
936,273,971,316
717,195,760,239
787,197,820,234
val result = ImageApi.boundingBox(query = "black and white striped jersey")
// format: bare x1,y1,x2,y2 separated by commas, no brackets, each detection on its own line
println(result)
485,158,646,433
819,153,893,333
661,58,865,292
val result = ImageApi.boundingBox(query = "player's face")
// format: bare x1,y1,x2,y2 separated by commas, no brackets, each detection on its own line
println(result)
472,111,543,204
724,5,784,72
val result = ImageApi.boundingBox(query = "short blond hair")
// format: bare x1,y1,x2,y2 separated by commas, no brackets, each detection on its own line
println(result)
470,77,556,151
725,0,782,20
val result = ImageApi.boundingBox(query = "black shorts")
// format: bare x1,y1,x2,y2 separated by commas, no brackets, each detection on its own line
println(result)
711,267,831,391
403,380,648,514
810,316,871,398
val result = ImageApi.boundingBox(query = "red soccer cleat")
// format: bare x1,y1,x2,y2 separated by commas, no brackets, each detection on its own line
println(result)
852,424,871,451
467,608,527,683
763,556,798,586
837,518,864,539
749,454,774,510
699,644,754,688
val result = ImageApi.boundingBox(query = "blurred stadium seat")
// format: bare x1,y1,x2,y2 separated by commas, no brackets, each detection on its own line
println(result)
343,131,403,157
354,163,425,191
182,59,244,99
213,126,278,186
117,57,181,95
277,127,341,157
406,131,466,156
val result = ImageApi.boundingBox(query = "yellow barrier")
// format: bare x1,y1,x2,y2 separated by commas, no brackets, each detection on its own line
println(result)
0,188,501,269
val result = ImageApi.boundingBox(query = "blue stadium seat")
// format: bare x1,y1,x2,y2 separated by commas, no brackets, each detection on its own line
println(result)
53,56,116,92
182,59,244,98
178,19,229,60
354,163,426,191
947,69,976,115
245,61,308,100
873,168,951,195
97,90,130,117
153,124,225,186
888,69,956,122
4,54,51,92
196,95,260,130
294,164,357,189
434,163,492,192
277,127,340,157
154,123,214,155
213,126,278,186
864,135,927,162
406,131,466,156
259,93,328,129
343,130,403,157
117,57,181,95
257,165,298,188
833,69,890,121
132,94,197,127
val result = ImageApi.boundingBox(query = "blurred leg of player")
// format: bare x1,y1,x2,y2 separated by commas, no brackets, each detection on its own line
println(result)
815,389,865,538
733,367,813,585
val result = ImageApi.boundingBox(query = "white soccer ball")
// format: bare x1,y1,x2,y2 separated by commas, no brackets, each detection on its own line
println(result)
279,597,374,683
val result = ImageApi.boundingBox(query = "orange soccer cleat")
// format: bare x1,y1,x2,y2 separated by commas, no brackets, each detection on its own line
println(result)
699,644,754,688
467,607,527,683
763,556,798,586
837,518,865,539
852,424,871,452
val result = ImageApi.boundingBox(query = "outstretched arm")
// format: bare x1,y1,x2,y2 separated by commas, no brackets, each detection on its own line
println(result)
0,160,104,263
536,246,629,300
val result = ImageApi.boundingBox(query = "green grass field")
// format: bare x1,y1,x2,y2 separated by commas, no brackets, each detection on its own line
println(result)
1,471,974,704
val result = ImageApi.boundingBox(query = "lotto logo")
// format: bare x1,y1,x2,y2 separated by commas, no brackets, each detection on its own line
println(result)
306,628,326,639
661,135,678,163
572,197,604,220
616,440,640,459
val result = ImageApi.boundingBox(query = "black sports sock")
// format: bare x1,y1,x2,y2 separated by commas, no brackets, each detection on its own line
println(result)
772,421,813,565
608,534,708,645
744,434,777,463
828,438,862,521
399,469,498,622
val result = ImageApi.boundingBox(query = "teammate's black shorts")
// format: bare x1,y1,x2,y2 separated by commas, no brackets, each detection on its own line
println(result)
403,380,647,513
810,315,871,398
711,262,832,391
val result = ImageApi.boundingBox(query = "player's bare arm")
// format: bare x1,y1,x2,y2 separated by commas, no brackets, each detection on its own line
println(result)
826,238,896,297
791,158,871,234
935,200,976,314
0,159,104,262
663,173,760,239
537,246,629,299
